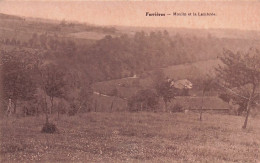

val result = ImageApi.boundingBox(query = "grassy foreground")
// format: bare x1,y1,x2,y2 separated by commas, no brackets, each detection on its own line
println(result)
1,112,259,162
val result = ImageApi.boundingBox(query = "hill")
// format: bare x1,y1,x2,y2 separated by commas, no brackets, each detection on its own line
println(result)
116,26,260,40
0,13,23,20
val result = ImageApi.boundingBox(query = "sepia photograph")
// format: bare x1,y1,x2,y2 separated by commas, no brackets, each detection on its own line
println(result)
0,1,260,162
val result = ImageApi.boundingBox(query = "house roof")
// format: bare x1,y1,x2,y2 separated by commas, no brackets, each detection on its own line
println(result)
171,79,193,89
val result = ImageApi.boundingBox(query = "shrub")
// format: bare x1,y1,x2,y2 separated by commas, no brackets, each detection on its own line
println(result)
41,123,58,134
68,109,77,116
23,106,37,116
68,103,78,116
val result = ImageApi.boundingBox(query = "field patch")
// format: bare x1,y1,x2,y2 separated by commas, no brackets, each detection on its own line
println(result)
162,59,221,80
68,31,116,40
1,112,259,162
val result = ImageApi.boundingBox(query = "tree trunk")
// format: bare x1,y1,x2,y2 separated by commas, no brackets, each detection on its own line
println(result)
164,101,168,112
110,101,114,112
242,85,256,129
11,76,18,114
76,104,82,114
13,99,17,114
94,100,97,112
58,107,60,119
200,91,205,121
242,100,251,129
36,103,39,117
50,96,54,114
199,110,203,121
44,96,49,124
110,97,116,112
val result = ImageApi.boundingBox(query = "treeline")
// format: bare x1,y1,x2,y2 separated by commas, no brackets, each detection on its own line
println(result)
1,30,220,82
81,31,196,81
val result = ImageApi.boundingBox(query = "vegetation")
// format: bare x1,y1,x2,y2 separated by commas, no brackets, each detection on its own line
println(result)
1,49,38,114
41,122,58,134
1,12,260,162
1,112,259,162
216,48,260,129
199,76,217,121
127,89,159,112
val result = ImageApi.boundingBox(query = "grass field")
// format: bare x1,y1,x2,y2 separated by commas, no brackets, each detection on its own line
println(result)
1,112,259,162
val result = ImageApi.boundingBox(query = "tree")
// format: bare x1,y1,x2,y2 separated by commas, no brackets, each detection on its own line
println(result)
155,78,178,111
1,49,37,114
219,87,258,116
40,63,66,123
152,70,178,111
216,48,260,129
65,83,93,116
109,87,118,112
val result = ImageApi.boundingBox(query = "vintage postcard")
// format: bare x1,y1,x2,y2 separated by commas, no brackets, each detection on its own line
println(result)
0,1,260,162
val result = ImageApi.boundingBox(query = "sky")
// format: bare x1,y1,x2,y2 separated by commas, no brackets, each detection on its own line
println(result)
0,1,260,31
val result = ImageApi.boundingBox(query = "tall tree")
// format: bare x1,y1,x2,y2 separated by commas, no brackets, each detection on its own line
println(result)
216,48,260,129
155,78,178,111
152,70,178,111
40,63,66,122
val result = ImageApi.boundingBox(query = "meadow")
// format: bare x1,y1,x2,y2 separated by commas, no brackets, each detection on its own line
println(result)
1,112,259,162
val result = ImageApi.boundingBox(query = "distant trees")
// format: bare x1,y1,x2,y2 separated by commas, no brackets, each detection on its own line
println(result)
216,48,260,129
83,30,192,81
28,33,39,48
2,29,224,83
39,33,48,49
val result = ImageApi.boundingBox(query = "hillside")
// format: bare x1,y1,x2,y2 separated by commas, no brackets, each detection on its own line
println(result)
162,59,221,80
1,12,260,115
117,26,260,40
0,13,23,20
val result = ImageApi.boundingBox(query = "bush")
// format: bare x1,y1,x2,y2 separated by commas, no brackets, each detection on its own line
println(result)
23,106,37,116
41,123,58,134
68,103,78,116
68,109,77,116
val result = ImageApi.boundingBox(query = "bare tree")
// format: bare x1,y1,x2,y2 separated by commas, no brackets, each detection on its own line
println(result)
40,63,66,123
